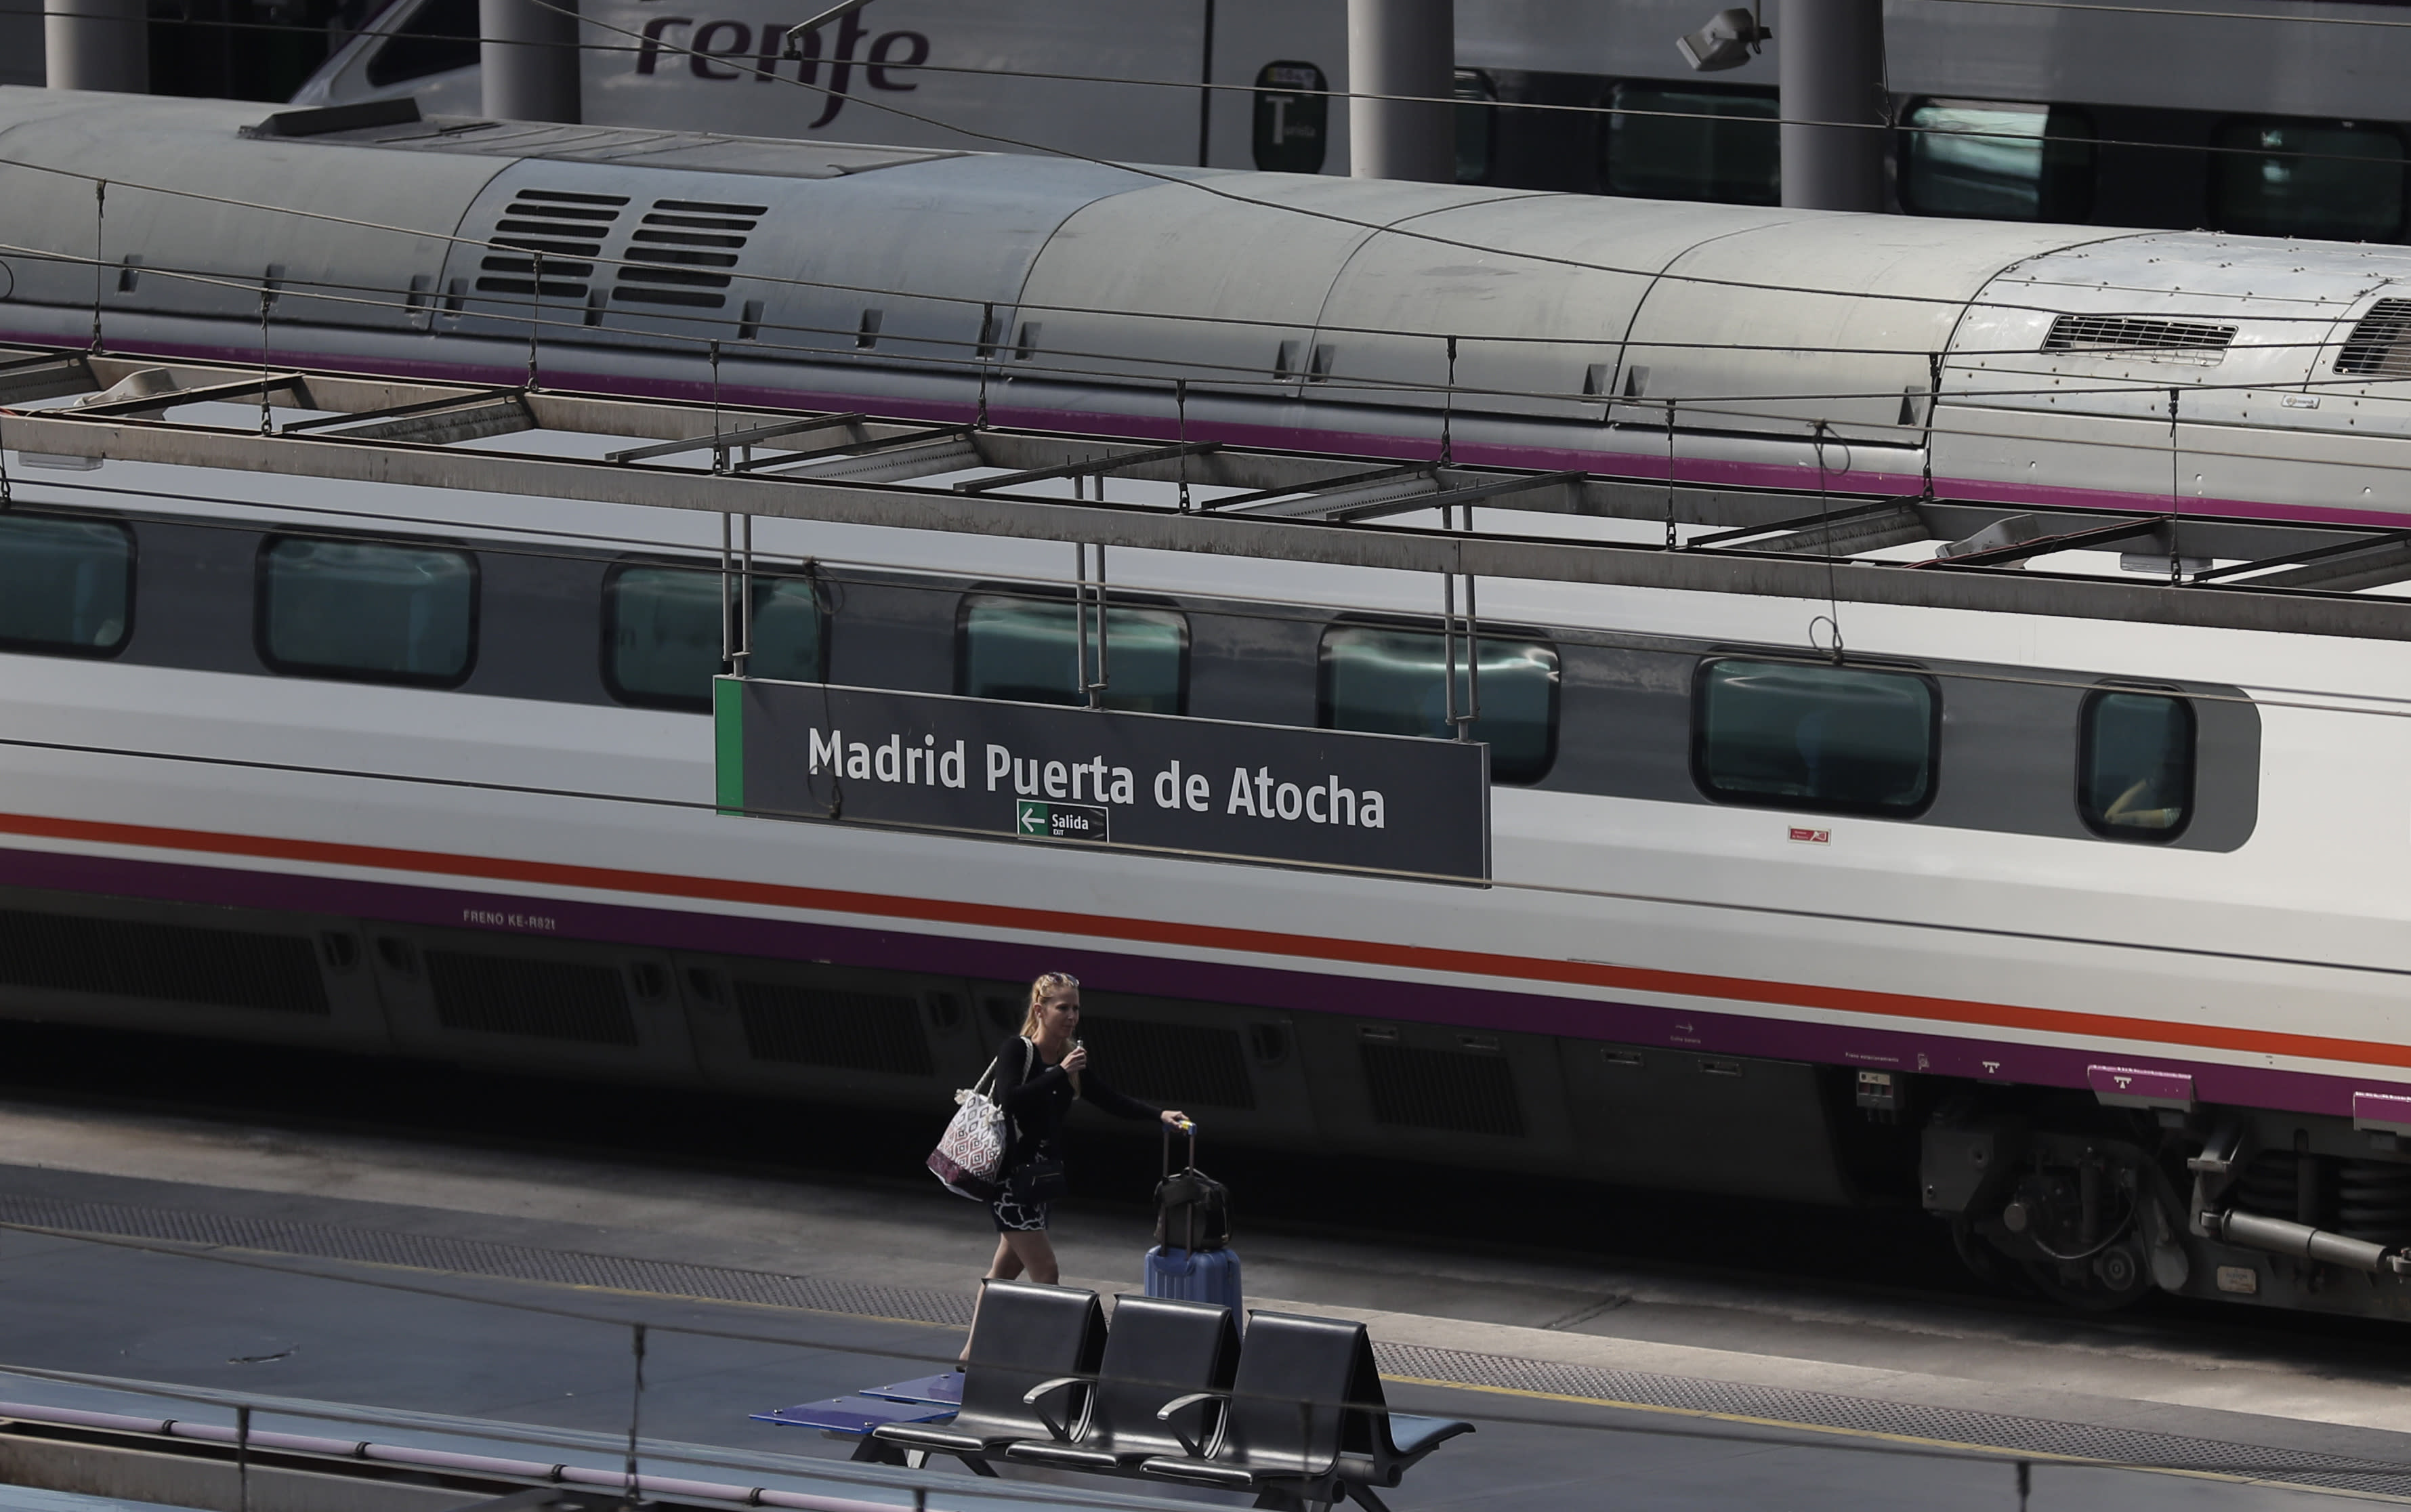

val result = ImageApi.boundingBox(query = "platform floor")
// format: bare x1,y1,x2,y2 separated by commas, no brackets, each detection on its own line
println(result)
0,1098,2402,1510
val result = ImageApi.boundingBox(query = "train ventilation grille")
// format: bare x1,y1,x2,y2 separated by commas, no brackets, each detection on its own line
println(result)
2041,314,2236,362
477,188,628,301
1078,1018,1256,1110
614,197,766,312
0,908,328,1015
1360,1043,1524,1137
734,980,935,1075
425,949,638,1045
2335,298,2411,378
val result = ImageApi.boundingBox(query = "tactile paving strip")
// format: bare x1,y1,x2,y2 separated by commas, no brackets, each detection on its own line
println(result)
4,1192,2408,1495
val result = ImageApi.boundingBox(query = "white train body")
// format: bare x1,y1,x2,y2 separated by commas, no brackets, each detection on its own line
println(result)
5,87,2411,1314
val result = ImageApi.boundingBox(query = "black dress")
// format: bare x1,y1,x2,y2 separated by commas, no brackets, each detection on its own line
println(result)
987,1035,1162,1233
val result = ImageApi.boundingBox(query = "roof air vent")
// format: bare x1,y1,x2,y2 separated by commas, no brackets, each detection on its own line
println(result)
2041,314,2237,363
2335,297,2411,379
478,188,627,302
613,197,766,312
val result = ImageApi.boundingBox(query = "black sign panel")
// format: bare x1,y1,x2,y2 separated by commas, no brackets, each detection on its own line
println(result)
715,679,1489,881
1253,60,1329,173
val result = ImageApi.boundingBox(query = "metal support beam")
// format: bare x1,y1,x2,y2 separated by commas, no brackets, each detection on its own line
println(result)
2242,539,2411,593
44,0,147,92
1688,496,1921,550
319,394,535,446
1347,0,1455,182
0,356,96,406
954,441,1223,495
1916,516,2162,569
607,413,866,464
480,0,581,123
745,425,981,483
1208,462,1435,512
1724,504,1931,556
1331,469,1586,522
68,373,307,419
1778,0,1885,211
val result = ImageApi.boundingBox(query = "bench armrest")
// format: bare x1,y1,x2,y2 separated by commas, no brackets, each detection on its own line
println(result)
1154,1390,1229,1458
1021,1375,1087,1440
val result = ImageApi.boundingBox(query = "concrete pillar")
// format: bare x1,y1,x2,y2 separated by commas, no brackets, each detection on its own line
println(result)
480,0,580,123
1347,0,1454,182
1778,0,1886,211
44,0,147,93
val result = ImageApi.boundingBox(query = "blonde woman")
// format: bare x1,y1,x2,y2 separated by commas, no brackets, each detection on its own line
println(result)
980,971,1188,1287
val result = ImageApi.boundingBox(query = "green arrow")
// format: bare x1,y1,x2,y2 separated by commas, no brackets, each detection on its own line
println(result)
1016,800,1049,835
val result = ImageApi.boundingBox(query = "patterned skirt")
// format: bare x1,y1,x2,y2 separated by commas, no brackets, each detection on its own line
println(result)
989,1186,1051,1233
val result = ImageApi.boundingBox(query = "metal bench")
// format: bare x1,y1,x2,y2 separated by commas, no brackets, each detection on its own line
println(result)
751,1371,964,1467
1137,1311,1472,1512
1006,1294,1240,1472
869,1280,1106,1462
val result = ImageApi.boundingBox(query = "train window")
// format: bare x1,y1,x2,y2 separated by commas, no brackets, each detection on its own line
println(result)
2078,689,2194,841
2210,119,2406,241
1693,659,1937,817
957,594,1187,714
1601,81,1778,205
0,513,131,658
364,0,480,87
1318,626,1560,784
604,565,826,711
1455,69,1498,185
259,537,475,687
1901,100,2095,222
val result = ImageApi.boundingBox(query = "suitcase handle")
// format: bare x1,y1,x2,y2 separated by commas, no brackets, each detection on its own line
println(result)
1161,1121,1201,1253
1160,1119,1196,1178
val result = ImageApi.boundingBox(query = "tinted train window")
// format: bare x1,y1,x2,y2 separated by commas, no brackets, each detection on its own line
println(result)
958,595,1186,715
259,537,475,686
2210,119,2406,241
604,566,826,710
1694,659,1936,816
1319,626,1559,784
1603,82,1778,205
0,513,131,656
1455,69,1498,184
2079,690,2194,841
365,0,480,86
1902,100,2095,222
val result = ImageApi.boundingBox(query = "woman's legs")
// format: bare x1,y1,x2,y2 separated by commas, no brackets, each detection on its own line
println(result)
963,1228,1059,1362
998,1229,1058,1284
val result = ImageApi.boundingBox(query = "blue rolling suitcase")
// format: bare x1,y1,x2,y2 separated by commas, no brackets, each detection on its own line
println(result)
1143,1124,1242,1312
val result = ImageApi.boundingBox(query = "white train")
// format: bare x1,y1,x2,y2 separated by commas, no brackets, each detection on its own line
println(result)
5,85,2411,1319
286,0,2411,242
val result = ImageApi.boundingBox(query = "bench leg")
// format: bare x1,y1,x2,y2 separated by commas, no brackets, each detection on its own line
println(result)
846,1438,922,1468
1343,1486,1393,1512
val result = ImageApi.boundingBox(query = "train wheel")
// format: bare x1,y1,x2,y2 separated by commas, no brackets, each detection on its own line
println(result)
2019,1238,2152,1312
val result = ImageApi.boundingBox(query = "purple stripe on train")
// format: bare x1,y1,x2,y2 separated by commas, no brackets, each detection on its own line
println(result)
0,839,2404,1124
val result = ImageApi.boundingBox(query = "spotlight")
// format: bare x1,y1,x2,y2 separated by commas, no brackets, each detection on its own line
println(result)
1677,6,1769,71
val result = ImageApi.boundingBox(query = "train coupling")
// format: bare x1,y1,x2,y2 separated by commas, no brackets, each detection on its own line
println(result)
2200,1208,2411,1277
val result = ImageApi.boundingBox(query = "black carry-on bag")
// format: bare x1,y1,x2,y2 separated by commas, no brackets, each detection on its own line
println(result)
1142,1122,1241,1309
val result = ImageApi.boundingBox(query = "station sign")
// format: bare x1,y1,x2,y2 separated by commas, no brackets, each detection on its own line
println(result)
714,678,1490,881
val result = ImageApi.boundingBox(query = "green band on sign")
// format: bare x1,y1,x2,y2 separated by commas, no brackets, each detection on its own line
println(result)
713,675,745,814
